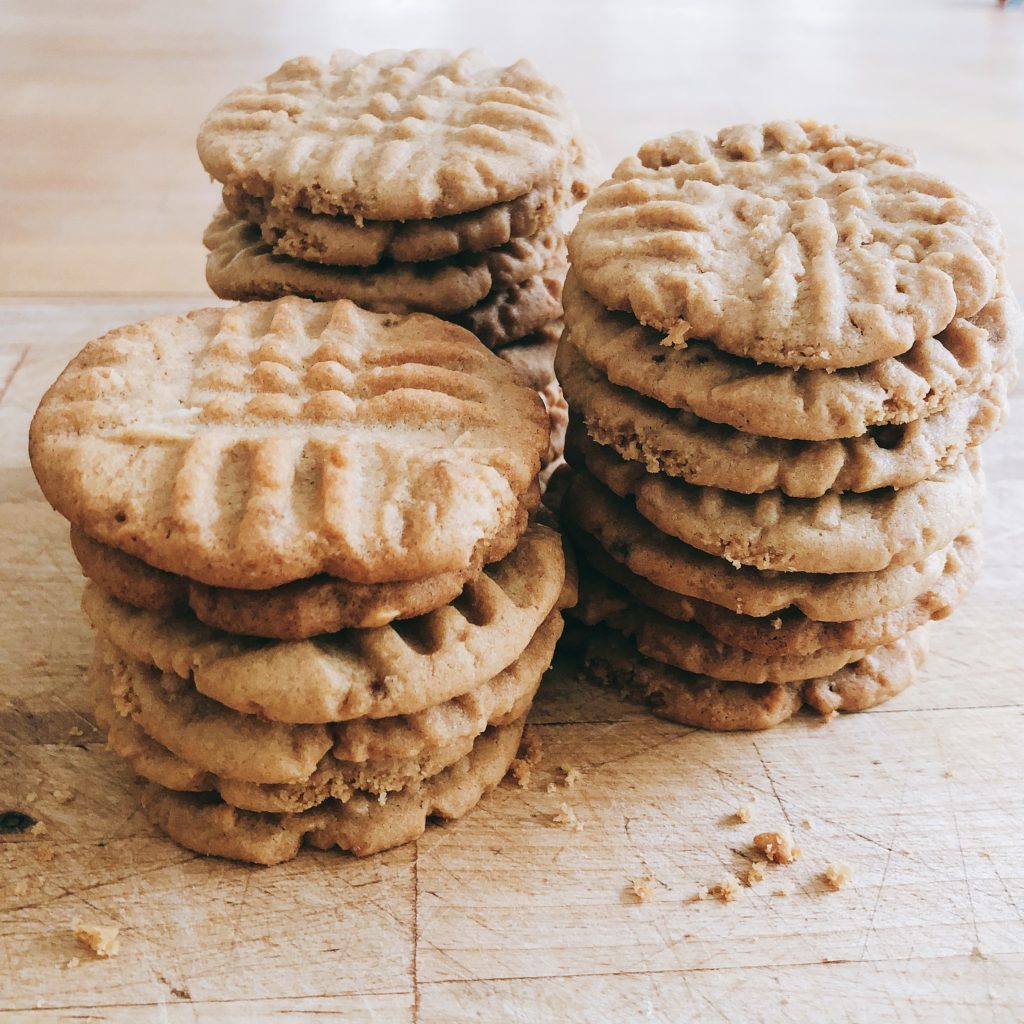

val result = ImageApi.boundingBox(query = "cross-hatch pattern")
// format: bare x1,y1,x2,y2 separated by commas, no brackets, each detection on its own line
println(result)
184,300,499,434
198,49,581,220
30,297,546,588
569,120,1005,369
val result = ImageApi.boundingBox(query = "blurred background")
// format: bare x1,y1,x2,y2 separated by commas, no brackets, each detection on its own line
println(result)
1,0,1022,298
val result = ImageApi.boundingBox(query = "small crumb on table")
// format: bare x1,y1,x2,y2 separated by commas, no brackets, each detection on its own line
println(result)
508,727,543,788
732,802,754,824
821,862,853,891
73,920,120,959
546,764,582,793
553,802,583,832
706,876,741,903
629,873,655,903
753,831,801,865
743,861,767,887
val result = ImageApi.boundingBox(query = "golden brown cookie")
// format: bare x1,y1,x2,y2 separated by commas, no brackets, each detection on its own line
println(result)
582,626,928,731
573,526,979,657
497,324,567,474
570,434,983,574
454,263,566,349
562,272,1021,441
223,177,575,266
30,297,547,589
92,615,556,809
204,209,565,311
559,335,1011,497
562,472,955,621
575,571,867,683
141,715,526,864
69,485,537,638
197,49,590,221
81,523,568,724
569,120,1004,368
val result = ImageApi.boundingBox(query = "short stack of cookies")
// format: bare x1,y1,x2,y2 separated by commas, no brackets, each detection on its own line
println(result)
197,48,594,478
559,120,1020,730
30,297,573,863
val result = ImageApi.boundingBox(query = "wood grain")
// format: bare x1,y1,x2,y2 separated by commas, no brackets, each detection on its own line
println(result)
2,1,1023,1021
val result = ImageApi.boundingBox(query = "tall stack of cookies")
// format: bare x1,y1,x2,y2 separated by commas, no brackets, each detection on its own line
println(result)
196,49,594,478
559,121,1020,730
30,297,573,863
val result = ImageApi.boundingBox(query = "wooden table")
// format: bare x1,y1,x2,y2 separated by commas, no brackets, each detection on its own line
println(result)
2,2,1023,1021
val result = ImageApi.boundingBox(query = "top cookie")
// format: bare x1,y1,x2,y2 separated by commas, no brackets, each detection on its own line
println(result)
30,297,548,589
198,49,588,221
569,120,1004,369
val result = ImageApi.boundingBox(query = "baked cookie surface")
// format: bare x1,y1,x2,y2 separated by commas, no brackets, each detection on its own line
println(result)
569,120,1004,368
197,48,588,221
30,297,548,588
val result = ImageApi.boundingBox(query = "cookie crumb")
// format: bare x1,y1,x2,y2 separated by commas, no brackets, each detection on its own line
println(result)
52,789,74,805
743,861,767,887
629,873,655,903
659,321,691,350
943,770,954,779
553,802,583,832
547,765,582,793
67,726,84,738
773,887,789,897
979,850,991,860
73,920,119,959
25,792,38,804
732,802,754,824
822,863,853,890
32,654,48,668
28,821,48,837
509,727,543,788
771,618,782,630
753,831,801,865
970,945,987,961
800,818,813,830
707,876,740,903
65,957,80,970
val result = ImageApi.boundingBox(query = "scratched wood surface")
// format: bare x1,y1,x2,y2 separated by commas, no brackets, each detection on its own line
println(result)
2,1,1024,1021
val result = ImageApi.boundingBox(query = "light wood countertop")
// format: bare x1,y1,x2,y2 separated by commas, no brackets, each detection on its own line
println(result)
1,2,1023,1021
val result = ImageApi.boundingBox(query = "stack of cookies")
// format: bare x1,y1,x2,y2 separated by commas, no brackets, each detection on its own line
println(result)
197,48,594,477
559,120,1020,731
29,297,573,863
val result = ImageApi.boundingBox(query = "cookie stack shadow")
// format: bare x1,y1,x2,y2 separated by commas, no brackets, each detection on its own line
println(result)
558,120,1020,731
197,48,595,479
30,297,573,864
